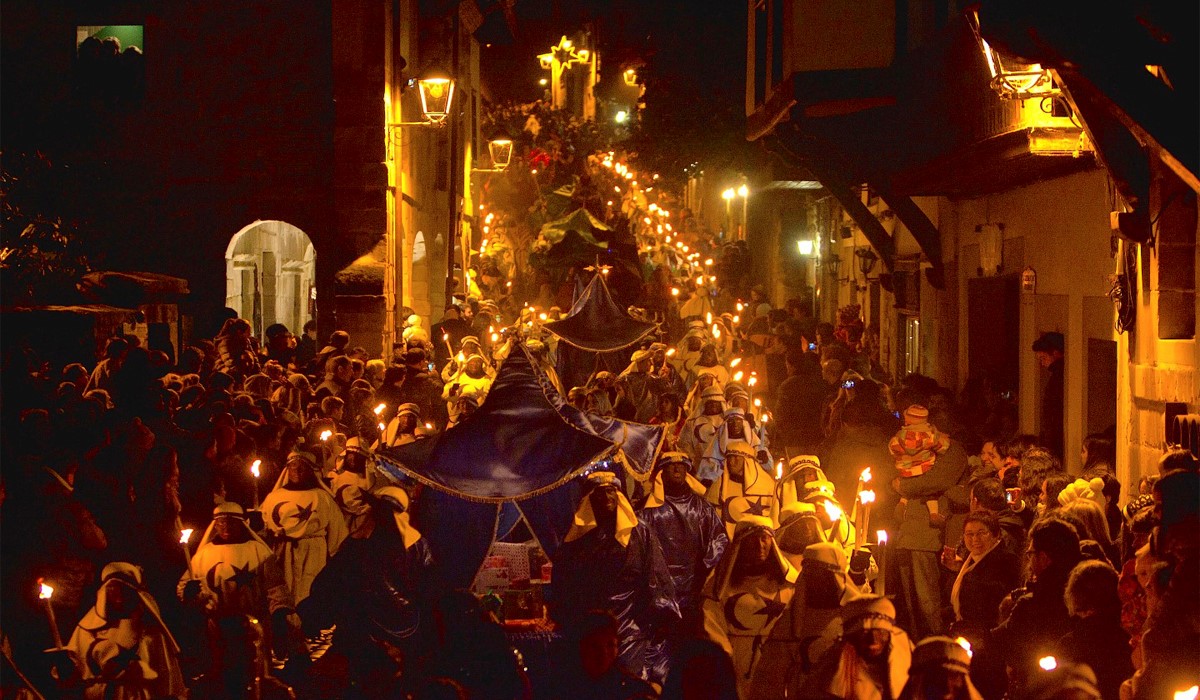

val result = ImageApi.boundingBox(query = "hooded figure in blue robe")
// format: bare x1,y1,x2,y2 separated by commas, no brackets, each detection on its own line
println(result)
552,470,680,686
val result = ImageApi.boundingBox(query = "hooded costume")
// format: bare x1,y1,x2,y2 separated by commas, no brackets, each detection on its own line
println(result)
330,439,377,538
618,349,664,423
706,440,779,538
298,485,437,676
441,353,493,423
401,314,430,345
751,540,865,698
697,406,769,482
639,453,729,622
379,403,422,449
178,503,293,620
801,595,913,700
679,385,727,472
553,471,681,685
898,637,984,700
68,562,185,700
701,518,799,698
259,450,348,604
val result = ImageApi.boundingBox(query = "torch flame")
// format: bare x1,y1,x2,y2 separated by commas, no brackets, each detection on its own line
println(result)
250,460,261,478
1175,687,1199,700
374,403,386,415
320,430,333,442
424,422,434,430
860,490,876,505
1038,656,1057,671
775,461,783,479
877,529,889,544
861,467,872,483
378,423,386,432
38,581,54,600
823,501,843,522
179,529,194,545
733,371,744,382
955,637,973,657
730,357,742,368
666,348,676,357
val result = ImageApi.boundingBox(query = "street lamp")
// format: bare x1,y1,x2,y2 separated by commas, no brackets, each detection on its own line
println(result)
722,188,736,235
737,184,750,238
796,239,815,256
487,138,513,170
966,10,1056,99
387,68,456,138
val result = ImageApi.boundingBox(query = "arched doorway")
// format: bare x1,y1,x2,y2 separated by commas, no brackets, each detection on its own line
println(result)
225,221,316,338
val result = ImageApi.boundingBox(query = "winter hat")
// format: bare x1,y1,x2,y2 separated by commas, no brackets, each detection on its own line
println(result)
1057,477,1106,509
904,404,929,425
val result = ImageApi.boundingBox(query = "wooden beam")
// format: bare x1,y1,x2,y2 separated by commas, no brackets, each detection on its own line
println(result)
1055,73,1151,209
878,187,946,289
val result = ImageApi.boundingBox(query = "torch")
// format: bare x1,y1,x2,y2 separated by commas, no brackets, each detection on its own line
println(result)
442,333,454,357
857,490,876,550
875,529,889,595
38,580,63,649
250,460,261,509
180,529,196,580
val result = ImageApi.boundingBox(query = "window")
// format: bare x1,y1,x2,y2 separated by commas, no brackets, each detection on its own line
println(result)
75,25,144,102
905,316,922,376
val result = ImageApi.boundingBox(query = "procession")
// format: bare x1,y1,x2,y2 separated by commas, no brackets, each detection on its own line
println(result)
2,1,1198,699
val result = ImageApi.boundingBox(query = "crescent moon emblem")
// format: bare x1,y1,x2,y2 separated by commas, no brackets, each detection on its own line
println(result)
271,501,288,529
724,592,754,632
206,561,224,592
334,484,355,509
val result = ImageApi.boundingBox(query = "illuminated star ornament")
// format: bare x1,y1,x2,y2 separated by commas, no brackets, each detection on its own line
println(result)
539,36,586,71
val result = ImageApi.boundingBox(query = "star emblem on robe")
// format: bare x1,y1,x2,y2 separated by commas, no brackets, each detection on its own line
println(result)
228,562,257,589
292,502,315,525
754,596,787,620
743,497,770,517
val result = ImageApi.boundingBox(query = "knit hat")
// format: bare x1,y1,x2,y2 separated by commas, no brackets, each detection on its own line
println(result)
1057,477,1106,509
904,404,929,424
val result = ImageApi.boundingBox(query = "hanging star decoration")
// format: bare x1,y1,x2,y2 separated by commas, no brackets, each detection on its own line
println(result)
227,562,257,589
539,36,586,70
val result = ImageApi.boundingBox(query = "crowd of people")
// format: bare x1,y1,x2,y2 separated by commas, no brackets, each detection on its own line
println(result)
1,271,1197,700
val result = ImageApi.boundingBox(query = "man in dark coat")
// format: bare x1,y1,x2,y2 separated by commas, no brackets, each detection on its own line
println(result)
1032,332,1065,460
553,471,680,686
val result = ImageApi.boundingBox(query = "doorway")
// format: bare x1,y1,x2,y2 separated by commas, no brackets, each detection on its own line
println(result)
225,221,316,338
968,274,1020,398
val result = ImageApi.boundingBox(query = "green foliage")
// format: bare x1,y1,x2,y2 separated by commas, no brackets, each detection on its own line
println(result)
1,152,92,305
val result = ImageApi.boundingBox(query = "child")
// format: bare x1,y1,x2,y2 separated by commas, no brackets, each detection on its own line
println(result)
889,404,951,525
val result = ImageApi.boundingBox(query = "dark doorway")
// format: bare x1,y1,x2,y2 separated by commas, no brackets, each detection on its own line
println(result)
1087,338,1118,435
968,274,1021,397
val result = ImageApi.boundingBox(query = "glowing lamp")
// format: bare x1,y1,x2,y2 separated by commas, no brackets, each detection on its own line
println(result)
967,11,1056,99
615,111,629,124
488,138,513,170
797,239,815,256
417,71,455,124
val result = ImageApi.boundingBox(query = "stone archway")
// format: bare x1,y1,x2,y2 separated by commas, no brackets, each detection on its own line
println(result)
225,220,316,338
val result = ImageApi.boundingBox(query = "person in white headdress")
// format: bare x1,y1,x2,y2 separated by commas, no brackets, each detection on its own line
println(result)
700,517,798,698
800,595,913,700
619,348,662,423
706,440,778,538
697,402,769,484
378,403,422,449
177,502,298,693
259,449,348,605
897,636,984,700
441,354,492,424
330,439,376,539
65,562,185,700
679,385,727,474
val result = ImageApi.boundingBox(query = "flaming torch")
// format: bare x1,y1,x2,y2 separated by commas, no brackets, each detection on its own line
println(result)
250,460,261,509
180,529,196,580
38,580,63,648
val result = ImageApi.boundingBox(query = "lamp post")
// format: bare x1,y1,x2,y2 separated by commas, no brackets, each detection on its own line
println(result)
385,66,458,352
737,184,749,239
721,188,735,236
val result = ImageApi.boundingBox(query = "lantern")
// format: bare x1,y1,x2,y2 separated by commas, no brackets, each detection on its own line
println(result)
967,11,1056,100
417,70,455,124
488,138,513,170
